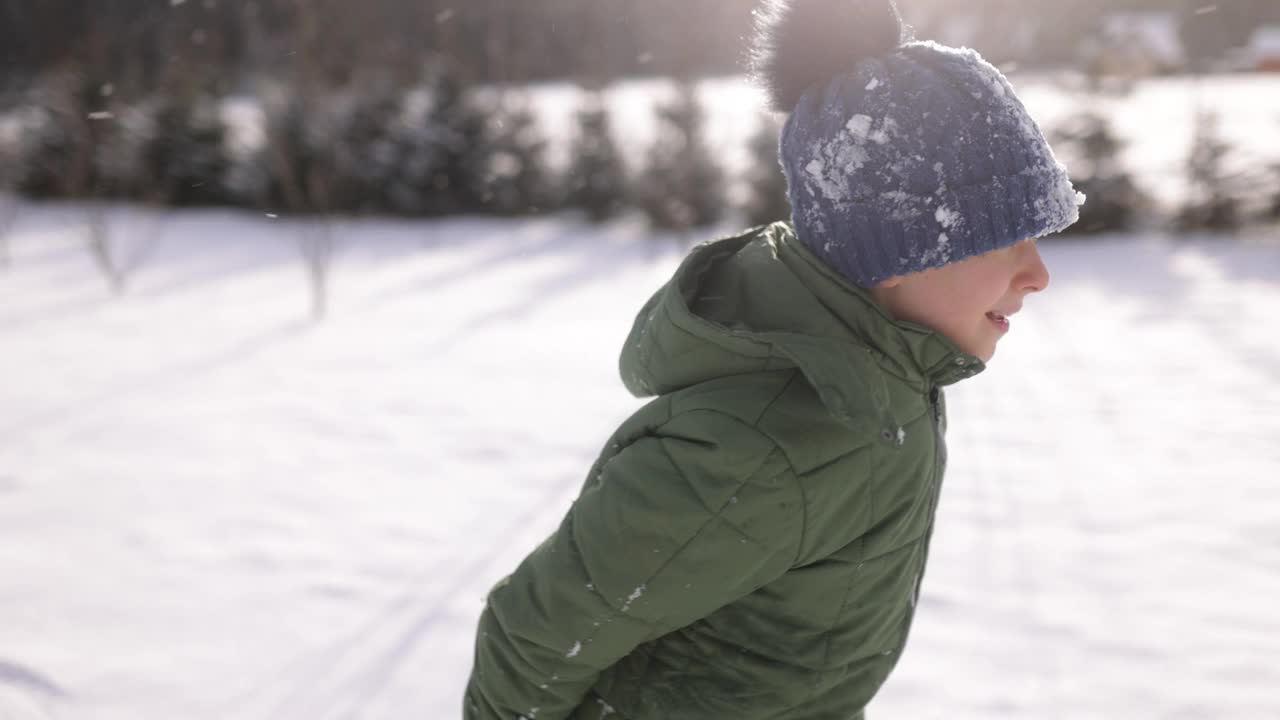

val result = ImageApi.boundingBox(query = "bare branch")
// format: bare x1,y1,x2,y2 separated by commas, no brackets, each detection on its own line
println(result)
85,203,125,294
0,196,17,269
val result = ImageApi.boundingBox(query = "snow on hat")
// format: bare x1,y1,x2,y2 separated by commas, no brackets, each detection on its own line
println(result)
752,0,1084,287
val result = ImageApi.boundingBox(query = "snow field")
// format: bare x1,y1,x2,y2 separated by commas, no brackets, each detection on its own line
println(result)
2,68,1279,720
2,199,1279,718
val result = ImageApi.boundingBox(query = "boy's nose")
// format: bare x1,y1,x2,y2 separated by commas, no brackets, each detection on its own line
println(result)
1018,241,1050,294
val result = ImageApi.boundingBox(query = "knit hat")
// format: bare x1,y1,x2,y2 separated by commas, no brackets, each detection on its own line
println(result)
752,0,1084,287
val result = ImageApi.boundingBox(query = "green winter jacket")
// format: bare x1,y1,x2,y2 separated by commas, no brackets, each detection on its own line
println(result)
465,222,985,720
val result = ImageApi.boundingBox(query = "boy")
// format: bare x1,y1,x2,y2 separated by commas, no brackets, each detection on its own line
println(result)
465,0,1081,717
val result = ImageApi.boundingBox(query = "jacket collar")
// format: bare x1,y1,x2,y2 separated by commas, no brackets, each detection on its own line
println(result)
771,224,985,390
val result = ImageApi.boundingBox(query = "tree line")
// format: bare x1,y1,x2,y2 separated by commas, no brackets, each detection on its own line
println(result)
4,0,1280,94
1,63,1276,321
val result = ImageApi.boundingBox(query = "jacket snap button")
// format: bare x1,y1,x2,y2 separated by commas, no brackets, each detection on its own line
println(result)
953,357,966,366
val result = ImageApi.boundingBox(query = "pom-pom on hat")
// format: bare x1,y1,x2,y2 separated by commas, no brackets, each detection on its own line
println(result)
752,0,1084,288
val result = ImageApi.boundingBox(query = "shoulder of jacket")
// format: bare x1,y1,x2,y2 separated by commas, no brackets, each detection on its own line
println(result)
658,370,876,477
661,369,795,424
594,373,794,481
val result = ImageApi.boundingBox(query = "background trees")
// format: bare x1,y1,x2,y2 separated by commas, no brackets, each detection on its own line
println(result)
2,0,1279,239
5,1,1280,91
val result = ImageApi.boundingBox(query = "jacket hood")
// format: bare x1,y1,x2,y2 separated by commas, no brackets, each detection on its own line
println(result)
619,223,984,425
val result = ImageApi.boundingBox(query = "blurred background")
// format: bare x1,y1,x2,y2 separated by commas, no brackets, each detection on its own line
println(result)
1,1,1278,719
2,0,1280,249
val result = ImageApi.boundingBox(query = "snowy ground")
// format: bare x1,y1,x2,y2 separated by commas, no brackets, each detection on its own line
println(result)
2,200,1279,720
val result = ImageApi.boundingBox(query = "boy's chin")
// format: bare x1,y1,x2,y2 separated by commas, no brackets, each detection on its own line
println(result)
961,340,997,364
936,325,997,364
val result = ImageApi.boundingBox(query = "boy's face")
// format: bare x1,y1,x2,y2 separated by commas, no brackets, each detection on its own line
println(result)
870,239,1050,363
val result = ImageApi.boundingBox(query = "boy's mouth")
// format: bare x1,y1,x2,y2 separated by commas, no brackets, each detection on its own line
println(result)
986,311,1010,332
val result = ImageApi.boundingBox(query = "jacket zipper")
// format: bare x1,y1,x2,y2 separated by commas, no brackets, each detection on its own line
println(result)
884,387,947,667
910,386,947,609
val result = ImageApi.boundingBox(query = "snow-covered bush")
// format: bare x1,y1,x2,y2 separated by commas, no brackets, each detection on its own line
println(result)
564,92,630,222
245,83,387,215
368,90,438,216
1268,161,1280,222
127,91,231,206
638,82,725,231
91,101,158,201
478,98,556,216
8,71,230,208
1049,110,1149,235
12,68,115,199
323,62,493,218
323,82,404,214
255,87,338,215
0,105,18,268
1177,110,1244,232
231,61,495,219
1263,117,1280,224
741,112,791,229
0,99,24,194
396,62,490,217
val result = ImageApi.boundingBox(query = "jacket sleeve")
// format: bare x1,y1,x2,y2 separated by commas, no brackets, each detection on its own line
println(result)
464,409,804,720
